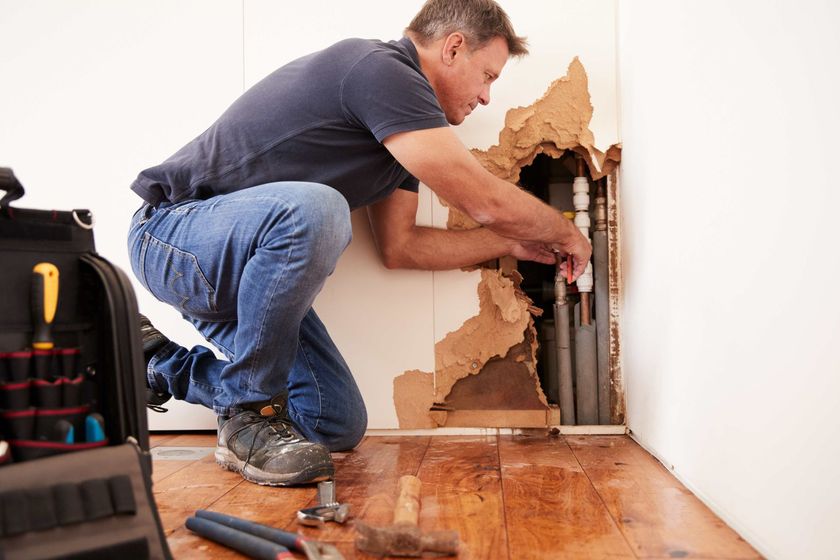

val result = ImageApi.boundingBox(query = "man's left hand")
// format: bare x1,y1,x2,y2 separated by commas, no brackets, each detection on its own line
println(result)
509,241,556,265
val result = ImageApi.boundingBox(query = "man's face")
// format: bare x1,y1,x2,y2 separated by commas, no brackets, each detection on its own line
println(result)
435,35,509,125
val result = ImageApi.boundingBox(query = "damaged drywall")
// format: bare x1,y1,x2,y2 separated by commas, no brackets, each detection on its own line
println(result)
448,57,622,231
394,268,545,428
394,58,623,429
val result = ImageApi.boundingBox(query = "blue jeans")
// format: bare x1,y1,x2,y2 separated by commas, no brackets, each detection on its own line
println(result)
127,182,367,451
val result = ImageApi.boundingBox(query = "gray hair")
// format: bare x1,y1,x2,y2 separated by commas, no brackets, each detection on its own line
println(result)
406,0,528,57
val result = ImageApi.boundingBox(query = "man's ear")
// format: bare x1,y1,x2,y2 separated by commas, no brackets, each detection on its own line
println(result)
441,32,465,66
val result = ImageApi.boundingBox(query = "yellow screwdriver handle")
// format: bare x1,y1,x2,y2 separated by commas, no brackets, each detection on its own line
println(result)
32,262,59,350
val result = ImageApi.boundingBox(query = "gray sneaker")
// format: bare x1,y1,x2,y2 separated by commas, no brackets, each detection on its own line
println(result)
214,393,334,486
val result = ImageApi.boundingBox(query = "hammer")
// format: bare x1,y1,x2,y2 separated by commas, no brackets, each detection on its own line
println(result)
355,475,460,557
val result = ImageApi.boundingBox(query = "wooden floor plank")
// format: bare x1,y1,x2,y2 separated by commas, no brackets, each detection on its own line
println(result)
153,454,243,536
566,436,762,559
151,459,195,484
159,432,217,447
415,435,508,560
500,431,636,559
149,434,177,448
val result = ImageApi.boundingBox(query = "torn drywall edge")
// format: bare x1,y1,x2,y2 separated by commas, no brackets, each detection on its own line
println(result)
434,269,534,400
393,369,437,429
607,170,625,425
394,269,548,429
446,57,622,231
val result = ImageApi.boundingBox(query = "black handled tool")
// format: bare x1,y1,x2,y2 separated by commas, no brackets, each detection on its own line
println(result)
195,510,344,560
186,516,293,560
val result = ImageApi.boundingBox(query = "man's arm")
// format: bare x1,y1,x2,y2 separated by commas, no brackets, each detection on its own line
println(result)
367,188,556,271
383,127,591,278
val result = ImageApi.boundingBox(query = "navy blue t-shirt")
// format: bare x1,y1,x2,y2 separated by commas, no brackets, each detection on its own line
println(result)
130,37,448,210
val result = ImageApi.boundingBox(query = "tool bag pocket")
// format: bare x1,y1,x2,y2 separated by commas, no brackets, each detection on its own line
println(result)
0,442,169,560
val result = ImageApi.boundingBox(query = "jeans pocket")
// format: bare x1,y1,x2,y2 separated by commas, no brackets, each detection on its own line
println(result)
140,233,217,317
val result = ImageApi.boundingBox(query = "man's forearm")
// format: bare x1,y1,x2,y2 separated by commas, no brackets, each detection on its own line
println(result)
384,225,514,271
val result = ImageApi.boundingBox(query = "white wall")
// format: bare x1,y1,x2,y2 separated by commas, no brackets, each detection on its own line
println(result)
618,2,840,559
0,0,619,430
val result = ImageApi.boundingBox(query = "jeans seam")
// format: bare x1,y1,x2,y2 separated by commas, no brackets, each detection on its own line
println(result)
206,335,234,361
138,232,151,291
297,337,323,431
244,199,299,399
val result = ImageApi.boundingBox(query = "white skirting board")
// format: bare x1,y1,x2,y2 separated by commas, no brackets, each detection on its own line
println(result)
365,425,628,437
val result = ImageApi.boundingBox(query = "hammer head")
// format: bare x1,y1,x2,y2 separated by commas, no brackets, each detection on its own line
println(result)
355,521,459,557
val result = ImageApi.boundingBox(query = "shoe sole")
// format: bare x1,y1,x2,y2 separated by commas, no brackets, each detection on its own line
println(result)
214,446,334,486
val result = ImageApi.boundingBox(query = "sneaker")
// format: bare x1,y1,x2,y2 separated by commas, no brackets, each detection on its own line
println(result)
215,393,334,486
139,314,172,412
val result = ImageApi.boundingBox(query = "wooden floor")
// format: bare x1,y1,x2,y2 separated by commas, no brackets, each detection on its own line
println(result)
150,431,762,559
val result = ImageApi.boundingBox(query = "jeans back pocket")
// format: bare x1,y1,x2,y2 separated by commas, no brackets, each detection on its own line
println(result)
139,233,217,319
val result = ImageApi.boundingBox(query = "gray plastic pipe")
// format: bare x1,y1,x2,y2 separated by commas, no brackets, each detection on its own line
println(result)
593,228,610,424
574,321,599,425
553,270,575,425
593,180,610,424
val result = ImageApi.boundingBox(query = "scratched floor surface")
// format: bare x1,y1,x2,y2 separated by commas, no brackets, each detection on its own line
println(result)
150,431,762,559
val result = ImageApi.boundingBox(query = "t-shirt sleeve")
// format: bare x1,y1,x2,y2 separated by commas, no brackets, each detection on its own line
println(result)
398,176,420,193
340,52,449,143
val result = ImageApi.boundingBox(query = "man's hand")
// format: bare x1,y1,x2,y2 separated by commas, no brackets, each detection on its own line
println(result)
553,228,593,281
509,241,556,265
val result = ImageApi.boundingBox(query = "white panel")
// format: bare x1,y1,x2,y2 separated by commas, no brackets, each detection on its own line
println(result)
315,211,434,429
619,1,840,558
0,0,243,431
243,0,420,86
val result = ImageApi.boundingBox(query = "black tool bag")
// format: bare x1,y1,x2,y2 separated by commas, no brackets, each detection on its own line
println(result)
0,168,172,559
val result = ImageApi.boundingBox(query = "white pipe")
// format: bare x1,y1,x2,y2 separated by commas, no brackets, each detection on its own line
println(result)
573,176,594,293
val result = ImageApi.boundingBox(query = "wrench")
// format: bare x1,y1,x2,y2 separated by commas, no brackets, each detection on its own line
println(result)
297,480,351,527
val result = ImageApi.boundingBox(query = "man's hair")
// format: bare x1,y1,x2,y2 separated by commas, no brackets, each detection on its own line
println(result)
406,0,528,58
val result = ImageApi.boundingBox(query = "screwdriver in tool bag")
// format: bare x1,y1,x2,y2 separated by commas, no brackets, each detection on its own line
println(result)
31,262,59,379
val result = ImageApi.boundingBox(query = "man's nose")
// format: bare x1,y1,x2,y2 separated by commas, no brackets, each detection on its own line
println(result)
478,85,491,105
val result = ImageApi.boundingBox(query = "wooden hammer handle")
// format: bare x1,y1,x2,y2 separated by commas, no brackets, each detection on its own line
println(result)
392,475,422,526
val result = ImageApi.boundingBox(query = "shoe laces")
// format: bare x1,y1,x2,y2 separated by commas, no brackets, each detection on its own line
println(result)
243,406,297,465
146,403,169,413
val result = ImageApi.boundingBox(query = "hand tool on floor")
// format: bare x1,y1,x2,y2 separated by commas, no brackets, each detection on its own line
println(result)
31,263,59,378
194,509,345,560
553,252,576,425
572,158,598,425
355,474,459,557
593,179,610,424
186,516,294,560
297,480,351,527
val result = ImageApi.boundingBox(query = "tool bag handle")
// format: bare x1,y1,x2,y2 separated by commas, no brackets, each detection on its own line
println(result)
0,167,26,208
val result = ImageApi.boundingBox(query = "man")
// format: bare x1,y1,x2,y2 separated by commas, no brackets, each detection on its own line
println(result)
128,0,591,486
